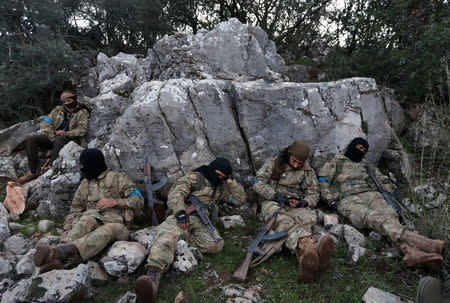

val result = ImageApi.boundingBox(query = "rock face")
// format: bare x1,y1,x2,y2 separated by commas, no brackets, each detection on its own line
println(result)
63,18,403,186
25,141,84,218
0,18,404,188
0,118,41,156
1,264,92,303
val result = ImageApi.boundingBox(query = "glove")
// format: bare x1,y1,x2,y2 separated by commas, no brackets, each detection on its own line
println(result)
175,210,189,224
272,193,289,204
294,199,306,208
329,200,338,210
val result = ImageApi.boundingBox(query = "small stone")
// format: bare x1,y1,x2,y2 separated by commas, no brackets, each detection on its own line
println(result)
114,291,136,303
87,261,111,286
425,193,446,209
0,258,12,278
100,241,148,277
362,286,411,303
346,285,351,291
174,291,189,303
15,249,38,277
173,249,198,272
4,234,29,255
38,220,54,233
259,268,268,275
369,231,382,241
129,227,158,250
176,240,189,255
8,222,24,233
323,214,339,228
219,215,246,229
348,244,366,264
343,225,366,247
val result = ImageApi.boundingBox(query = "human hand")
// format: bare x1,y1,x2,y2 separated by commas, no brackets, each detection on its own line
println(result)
329,200,338,210
272,193,289,204
97,198,118,210
176,210,190,230
61,230,70,239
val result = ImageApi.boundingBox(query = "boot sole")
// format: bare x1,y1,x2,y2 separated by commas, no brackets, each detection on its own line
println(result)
135,276,155,303
318,236,334,272
297,250,319,283
34,244,52,266
404,253,443,269
39,259,63,274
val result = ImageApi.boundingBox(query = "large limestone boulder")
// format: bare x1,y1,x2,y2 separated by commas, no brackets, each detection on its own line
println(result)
1,264,92,303
152,18,284,81
0,118,41,156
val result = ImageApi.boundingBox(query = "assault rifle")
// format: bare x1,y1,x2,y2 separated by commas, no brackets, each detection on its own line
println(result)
367,167,414,231
186,194,222,243
233,204,287,281
276,194,306,207
144,143,169,226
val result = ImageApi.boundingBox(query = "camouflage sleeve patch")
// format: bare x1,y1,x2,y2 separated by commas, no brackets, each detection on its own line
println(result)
116,172,144,209
68,109,89,138
253,159,277,200
167,173,197,215
40,107,58,138
318,157,337,201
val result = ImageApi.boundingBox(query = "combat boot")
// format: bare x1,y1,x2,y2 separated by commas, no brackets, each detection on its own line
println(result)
316,235,335,272
135,266,162,303
297,237,319,283
400,231,444,254
34,243,81,273
400,243,442,270
17,171,39,184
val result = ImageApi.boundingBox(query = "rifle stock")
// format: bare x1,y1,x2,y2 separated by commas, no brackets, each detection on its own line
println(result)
233,253,252,281
233,208,281,281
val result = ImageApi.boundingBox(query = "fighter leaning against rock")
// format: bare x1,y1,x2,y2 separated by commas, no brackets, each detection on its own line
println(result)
318,137,444,269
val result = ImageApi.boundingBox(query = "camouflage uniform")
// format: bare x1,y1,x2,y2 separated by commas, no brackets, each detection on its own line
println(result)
318,154,404,242
40,105,89,146
253,158,320,252
60,169,144,260
145,172,246,271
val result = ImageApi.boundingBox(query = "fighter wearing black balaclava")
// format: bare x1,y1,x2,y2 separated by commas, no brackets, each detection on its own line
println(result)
344,137,369,162
79,148,108,180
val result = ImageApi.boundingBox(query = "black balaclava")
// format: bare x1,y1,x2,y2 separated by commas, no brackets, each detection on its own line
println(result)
194,157,232,187
344,137,369,162
79,148,108,180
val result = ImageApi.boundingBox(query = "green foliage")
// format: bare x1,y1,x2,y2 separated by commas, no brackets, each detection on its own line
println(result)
325,0,450,105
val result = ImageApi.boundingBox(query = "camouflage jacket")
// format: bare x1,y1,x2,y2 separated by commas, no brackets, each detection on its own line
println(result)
63,169,144,230
40,106,89,146
167,172,246,219
318,154,394,203
253,158,320,208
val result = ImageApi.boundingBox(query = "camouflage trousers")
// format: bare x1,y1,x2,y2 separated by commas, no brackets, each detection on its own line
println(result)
338,191,405,242
261,200,317,252
146,215,224,272
60,215,129,260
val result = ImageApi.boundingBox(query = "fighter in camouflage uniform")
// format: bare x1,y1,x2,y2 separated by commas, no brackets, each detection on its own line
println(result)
135,157,246,303
318,137,444,268
34,148,144,273
18,91,90,184
253,141,334,283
